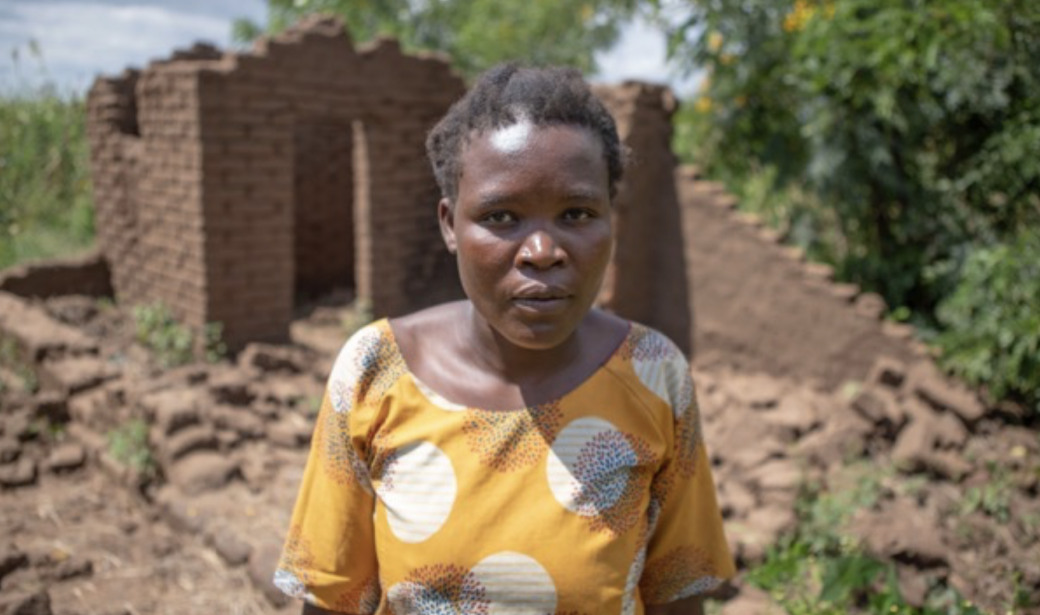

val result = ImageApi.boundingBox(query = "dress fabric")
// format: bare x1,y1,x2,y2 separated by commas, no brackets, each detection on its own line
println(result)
274,318,735,614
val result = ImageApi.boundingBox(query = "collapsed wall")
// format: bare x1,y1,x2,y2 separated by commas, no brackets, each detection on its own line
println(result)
87,17,466,350
83,17,930,380
86,27,696,354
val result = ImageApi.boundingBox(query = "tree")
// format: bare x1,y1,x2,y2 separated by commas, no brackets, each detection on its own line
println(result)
664,0,1040,410
233,0,640,78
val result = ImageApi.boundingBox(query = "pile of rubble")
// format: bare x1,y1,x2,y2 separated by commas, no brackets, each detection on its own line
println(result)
0,290,342,613
2,285,1038,614
700,356,1039,612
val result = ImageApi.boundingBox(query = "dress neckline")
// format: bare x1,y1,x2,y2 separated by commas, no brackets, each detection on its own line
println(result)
383,318,633,413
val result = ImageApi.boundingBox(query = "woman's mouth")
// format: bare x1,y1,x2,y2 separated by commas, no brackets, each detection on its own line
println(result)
511,287,572,313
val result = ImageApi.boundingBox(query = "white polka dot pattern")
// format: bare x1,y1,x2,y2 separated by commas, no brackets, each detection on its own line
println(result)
328,324,384,414
631,346,693,418
546,417,635,515
471,551,558,615
376,441,457,543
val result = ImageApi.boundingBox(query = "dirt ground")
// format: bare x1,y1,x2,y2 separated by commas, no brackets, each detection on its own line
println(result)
1,286,1038,614
0,471,281,615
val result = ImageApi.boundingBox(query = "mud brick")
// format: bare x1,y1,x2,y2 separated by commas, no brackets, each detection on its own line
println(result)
38,356,118,396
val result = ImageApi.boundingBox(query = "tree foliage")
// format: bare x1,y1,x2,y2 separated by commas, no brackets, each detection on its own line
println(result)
666,0,1040,410
234,0,639,78
935,229,1040,412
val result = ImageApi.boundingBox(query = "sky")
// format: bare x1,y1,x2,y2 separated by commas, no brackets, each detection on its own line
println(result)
0,0,701,98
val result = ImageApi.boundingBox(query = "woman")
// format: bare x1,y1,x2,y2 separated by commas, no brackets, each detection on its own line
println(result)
274,64,735,615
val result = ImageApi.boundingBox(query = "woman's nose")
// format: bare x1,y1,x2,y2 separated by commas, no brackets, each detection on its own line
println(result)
517,230,566,269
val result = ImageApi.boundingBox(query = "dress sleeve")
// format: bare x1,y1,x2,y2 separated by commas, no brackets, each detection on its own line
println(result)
273,322,400,613
638,342,736,605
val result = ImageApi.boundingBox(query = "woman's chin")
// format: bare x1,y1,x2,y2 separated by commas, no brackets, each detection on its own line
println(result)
493,316,584,351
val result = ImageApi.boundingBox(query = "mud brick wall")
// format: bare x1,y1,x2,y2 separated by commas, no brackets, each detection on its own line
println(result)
350,40,466,314
86,71,140,305
595,84,693,355
87,16,465,350
87,15,698,352
88,65,209,328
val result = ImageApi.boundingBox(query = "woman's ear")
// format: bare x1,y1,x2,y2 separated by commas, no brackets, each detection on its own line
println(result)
438,197,457,254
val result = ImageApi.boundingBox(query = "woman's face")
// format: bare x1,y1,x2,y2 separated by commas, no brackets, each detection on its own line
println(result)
439,123,613,350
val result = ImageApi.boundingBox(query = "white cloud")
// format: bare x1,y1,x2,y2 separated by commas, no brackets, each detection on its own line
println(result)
593,16,704,98
0,0,265,94
0,1,703,98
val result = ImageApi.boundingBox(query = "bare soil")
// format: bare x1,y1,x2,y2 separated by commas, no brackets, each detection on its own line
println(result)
1,289,1038,615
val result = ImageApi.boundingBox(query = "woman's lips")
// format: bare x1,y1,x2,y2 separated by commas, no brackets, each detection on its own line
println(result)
511,288,572,313
511,296,570,313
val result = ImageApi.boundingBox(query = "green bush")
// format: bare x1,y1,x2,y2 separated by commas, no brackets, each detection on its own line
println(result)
107,418,156,478
203,322,229,364
667,0,1040,412
133,303,194,367
935,230,1040,412
235,0,639,79
133,302,227,367
748,464,987,614
0,90,94,269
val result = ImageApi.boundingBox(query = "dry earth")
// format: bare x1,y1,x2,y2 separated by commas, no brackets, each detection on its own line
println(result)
1,289,1038,615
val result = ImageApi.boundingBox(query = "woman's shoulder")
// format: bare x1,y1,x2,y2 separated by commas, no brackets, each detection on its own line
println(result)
388,301,465,342
327,317,408,412
613,318,687,365
608,318,694,418
334,300,463,365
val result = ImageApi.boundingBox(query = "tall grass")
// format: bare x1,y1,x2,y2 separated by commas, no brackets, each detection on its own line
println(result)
0,88,95,270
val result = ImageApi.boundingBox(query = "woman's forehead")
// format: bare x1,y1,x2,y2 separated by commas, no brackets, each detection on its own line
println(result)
488,120,534,154
456,124,609,201
462,122,603,162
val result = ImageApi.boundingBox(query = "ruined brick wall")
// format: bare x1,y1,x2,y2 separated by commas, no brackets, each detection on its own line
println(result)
88,18,698,352
350,40,466,315
86,71,138,301
88,16,465,350
87,63,210,330
595,83,693,355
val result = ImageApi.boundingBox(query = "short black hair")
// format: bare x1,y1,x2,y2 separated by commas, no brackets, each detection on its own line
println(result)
426,63,625,202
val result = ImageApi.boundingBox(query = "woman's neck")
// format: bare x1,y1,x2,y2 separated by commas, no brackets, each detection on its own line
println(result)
458,302,586,386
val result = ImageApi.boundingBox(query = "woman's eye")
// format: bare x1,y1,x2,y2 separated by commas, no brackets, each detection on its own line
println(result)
562,208,593,222
483,211,516,224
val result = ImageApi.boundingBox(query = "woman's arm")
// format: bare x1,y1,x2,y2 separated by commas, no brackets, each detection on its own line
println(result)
646,595,705,615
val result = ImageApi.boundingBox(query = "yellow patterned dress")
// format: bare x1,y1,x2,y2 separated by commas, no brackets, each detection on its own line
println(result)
274,319,735,614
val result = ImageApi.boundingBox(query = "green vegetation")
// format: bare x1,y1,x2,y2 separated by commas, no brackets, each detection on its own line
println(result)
5,2,1036,414
133,302,194,367
0,335,39,394
960,461,1015,524
234,0,640,78
28,416,66,442
106,418,156,478
132,302,227,367
750,465,985,614
935,230,1040,413
1,50,94,270
203,322,229,364
667,0,1040,412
